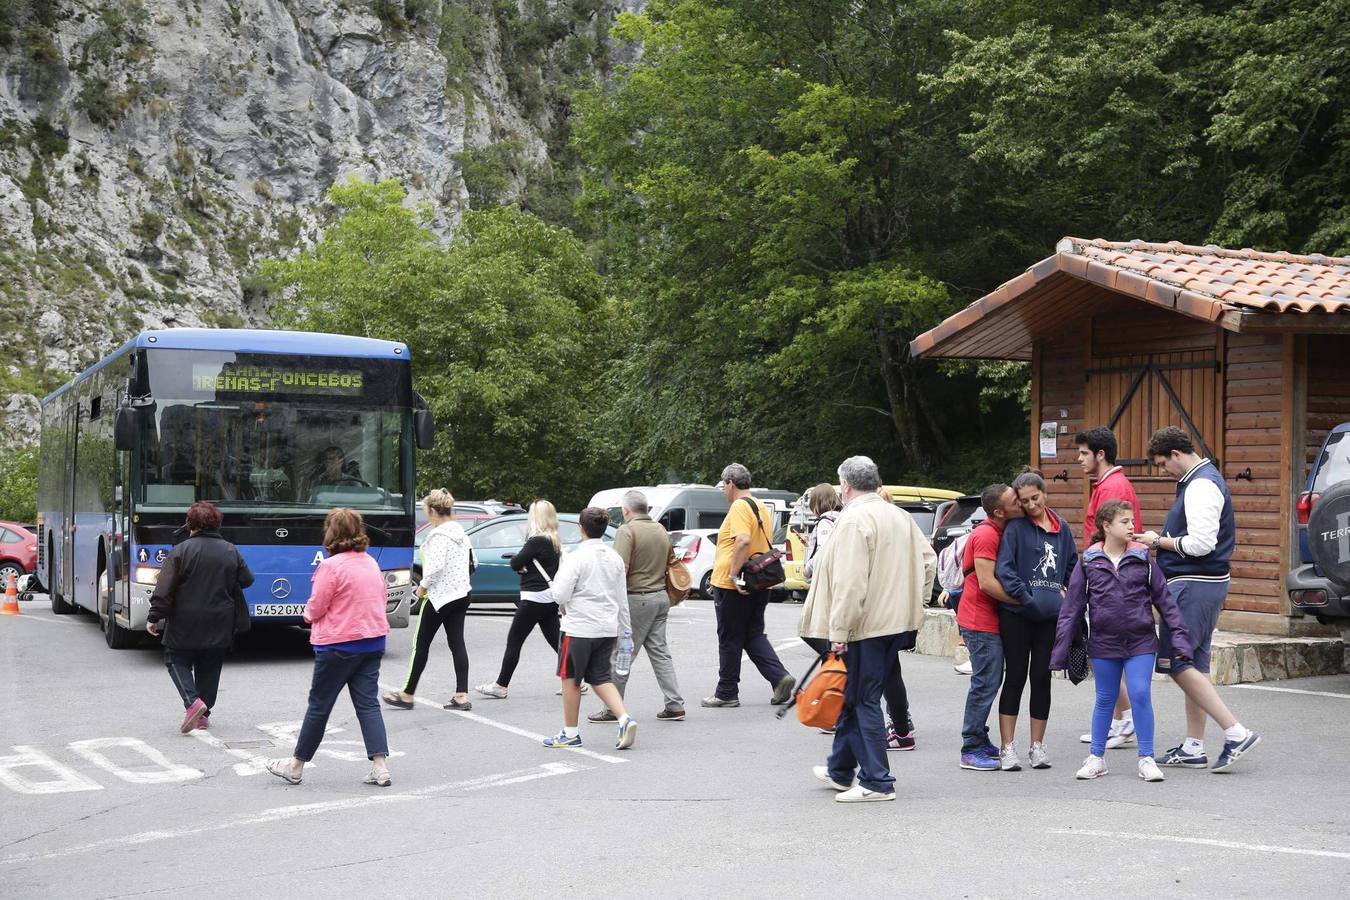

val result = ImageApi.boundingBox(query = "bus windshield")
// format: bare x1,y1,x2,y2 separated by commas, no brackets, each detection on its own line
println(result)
135,350,412,515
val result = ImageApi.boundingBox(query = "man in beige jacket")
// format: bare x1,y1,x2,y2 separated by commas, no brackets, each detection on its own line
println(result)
802,456,936,803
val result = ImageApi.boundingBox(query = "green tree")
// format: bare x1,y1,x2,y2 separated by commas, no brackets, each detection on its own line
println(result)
574,0,1030,480
0,445,39,523
265,179,619,508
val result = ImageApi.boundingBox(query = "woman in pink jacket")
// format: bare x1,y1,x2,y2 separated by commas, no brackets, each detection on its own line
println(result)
267,508,392,787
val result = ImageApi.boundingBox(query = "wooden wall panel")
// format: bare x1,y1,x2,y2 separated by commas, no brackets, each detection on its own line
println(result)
1222,333,1284,620
1034,321,1090,543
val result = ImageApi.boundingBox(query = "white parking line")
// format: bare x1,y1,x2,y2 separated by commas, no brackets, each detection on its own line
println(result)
1049,828,1350,861
0,762,585,865
0,614,79,626
773,638,805,652
378,683,629,765
1230,684,1350,699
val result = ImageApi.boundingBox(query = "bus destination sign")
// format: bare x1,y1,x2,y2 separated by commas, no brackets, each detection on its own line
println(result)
192,364,365,397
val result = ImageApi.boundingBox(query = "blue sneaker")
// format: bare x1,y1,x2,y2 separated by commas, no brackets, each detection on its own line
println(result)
960,751,999,771
1155,745,1208,768
1211,732,1261,772
543,730,582,748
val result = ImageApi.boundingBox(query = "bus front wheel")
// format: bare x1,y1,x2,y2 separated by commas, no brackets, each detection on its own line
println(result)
100,568,136,650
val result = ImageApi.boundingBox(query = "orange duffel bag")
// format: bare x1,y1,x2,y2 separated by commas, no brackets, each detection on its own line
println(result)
776,651,848,729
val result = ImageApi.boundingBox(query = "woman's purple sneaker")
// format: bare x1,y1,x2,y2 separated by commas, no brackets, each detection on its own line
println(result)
196,715,210,730
180,698,208,733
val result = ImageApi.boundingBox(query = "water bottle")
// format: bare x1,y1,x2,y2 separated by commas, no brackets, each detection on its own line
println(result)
615,629,633,677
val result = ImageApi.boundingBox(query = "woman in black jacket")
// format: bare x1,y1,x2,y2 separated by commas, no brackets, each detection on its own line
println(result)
146,501,254,732
475,500,569,700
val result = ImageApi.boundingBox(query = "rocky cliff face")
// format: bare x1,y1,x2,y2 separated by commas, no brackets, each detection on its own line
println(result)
0,0,627,445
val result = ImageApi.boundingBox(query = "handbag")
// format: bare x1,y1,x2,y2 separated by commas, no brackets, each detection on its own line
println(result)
775,652,848,729
665,552,692,606
1066,617,1089,685
738,498,785,590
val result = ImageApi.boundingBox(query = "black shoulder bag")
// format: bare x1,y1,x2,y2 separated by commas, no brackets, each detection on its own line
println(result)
739,498,786,590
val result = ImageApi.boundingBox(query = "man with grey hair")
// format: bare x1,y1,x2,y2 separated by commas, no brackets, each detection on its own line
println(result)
801,456,936,802
589,489,686,723
702,463,795,708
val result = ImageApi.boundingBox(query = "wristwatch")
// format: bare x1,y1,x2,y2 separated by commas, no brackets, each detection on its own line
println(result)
1152,536,1163,552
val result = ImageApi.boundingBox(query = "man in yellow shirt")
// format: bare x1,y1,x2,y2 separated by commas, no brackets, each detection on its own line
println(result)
702,463,795,708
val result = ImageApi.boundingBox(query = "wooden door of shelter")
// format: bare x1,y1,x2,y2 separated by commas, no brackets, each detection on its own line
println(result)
1085,349,1222,475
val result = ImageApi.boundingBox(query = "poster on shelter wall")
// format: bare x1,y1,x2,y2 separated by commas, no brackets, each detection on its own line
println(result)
1039,422,1058,459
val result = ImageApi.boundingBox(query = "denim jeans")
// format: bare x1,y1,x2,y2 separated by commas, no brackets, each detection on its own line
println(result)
164,649,226,712
960,627,1005,753
826,632,907,793
294,650,389,762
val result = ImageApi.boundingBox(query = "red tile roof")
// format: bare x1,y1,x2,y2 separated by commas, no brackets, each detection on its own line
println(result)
910,237,1350,360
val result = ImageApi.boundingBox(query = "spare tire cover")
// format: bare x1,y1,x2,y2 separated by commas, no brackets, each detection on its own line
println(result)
1307,480,1350,588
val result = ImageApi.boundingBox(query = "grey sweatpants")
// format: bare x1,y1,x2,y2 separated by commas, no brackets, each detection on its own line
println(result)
610,590,684,712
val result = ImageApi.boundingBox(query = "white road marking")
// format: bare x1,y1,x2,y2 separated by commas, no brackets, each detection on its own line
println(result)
0,746,104,795
1050,828,1350,861
188,730,274,777
1231,683,1350,699
68,737,202,784
0,614,79,626
0,762,586,865
379,682,628,765
773,638,805,651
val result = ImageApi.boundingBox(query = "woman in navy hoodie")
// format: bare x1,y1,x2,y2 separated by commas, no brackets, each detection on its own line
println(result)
1052,499,1194,782
993,470,1078,772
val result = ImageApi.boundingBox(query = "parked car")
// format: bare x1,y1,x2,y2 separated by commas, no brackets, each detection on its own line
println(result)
0,521,37,586
782,485,963,600
465,513,617,605
1288,422,1350,623
671,529,719,598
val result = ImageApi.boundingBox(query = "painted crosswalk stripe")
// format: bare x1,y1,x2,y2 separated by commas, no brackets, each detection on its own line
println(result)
1050,828,1350,861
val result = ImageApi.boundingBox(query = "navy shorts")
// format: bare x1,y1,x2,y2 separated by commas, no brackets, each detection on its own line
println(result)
557,634,615,686
1156,578,1227,675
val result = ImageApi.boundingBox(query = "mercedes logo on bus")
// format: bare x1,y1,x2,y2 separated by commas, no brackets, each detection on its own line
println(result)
271,578,292,599
275,528,289,538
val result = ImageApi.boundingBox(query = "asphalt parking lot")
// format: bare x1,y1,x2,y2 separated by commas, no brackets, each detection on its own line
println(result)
3,597,1350,899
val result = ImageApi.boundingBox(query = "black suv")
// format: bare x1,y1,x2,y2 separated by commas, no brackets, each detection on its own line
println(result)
1288,422,1350,624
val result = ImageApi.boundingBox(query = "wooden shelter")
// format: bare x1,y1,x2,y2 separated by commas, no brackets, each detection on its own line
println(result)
911,238,1350,635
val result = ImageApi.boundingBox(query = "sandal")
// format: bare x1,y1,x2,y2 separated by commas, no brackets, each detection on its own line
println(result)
265,759,302,785
444,697,473,711
363,769,392,788
381,691,415,710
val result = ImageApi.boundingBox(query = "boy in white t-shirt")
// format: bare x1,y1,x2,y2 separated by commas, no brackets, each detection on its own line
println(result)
544,507,637,750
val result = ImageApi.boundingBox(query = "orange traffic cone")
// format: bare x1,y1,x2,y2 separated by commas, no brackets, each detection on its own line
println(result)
1,572,19,615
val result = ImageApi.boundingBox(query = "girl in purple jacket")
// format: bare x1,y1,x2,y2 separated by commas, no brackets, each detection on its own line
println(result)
1052,500,1193,782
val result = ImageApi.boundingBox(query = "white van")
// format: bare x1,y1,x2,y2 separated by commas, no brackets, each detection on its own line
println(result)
589,485,796,543
589,485,731,532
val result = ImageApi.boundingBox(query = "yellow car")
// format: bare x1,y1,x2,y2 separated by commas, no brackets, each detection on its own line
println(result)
782,485,964,600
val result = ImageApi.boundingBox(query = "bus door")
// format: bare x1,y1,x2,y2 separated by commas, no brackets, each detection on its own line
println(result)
61,403,79,603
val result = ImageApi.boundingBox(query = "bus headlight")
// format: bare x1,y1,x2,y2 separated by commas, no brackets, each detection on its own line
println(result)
384,569,411,588
134,566,160,585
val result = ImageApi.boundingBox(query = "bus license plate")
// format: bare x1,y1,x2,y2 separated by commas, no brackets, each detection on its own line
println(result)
253,603,306,617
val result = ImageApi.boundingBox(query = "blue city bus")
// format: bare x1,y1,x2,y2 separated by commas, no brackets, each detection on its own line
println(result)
36,329,434,649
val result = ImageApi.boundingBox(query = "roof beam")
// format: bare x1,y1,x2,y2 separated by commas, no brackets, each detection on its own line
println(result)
1225,311,1350,333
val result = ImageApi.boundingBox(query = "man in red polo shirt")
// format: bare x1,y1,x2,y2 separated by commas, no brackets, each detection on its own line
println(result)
1075,426,1144,748
957,484,1023,771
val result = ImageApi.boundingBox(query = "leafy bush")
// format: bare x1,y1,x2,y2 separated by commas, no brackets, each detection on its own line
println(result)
0,445,39,524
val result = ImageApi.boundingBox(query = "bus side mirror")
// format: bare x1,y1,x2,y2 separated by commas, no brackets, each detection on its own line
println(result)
414,408,435,449
114,406,137,451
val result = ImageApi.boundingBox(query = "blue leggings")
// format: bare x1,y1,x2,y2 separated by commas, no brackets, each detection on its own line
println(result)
1089,654,1155,758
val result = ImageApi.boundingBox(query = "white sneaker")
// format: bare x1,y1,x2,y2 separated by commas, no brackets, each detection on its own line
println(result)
812,765,852,791
954,659,973,675
1137,756,1165,782
1029,742,1051,769
1076,755,1108,779
1000,742,1021,772
1107,721,1136,749
835,784,895,803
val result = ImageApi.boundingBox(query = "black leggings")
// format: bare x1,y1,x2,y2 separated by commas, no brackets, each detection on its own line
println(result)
403,596,469,694
998,608,1054,720
496,600,561,686
802,637,911,728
